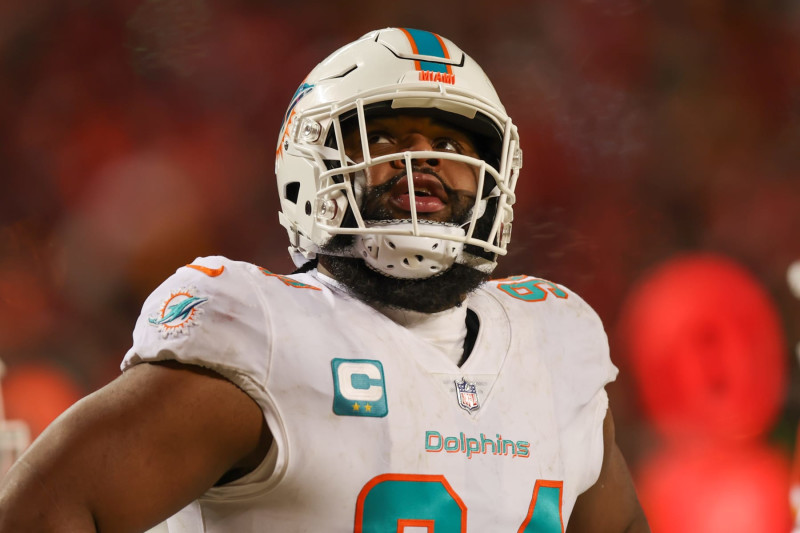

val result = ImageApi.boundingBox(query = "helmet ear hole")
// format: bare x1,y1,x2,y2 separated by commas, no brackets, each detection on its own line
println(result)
284,182,300,204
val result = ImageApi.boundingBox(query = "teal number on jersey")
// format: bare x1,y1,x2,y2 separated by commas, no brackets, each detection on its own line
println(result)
519,480,565,532
498,279,568,302
355,474,466,532
355,475,562,532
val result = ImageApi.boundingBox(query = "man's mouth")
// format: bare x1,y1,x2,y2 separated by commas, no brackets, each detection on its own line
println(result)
389,173,448,213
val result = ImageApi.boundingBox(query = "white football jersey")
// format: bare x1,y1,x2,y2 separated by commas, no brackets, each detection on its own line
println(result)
123,256,618,532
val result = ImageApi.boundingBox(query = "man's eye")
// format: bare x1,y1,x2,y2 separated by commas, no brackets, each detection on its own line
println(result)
367,132,393,145
433,138,461,153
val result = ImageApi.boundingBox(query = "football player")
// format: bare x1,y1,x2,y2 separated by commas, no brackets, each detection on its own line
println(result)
0,28,649,532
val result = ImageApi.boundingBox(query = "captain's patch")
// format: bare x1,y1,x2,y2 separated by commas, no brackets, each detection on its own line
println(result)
331,359,388,417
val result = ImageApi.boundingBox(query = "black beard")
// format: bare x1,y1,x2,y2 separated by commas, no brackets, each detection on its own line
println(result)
320,238,489,313
317,171,492,313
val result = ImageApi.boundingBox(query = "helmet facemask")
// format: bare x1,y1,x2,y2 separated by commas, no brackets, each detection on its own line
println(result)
295,95,519,280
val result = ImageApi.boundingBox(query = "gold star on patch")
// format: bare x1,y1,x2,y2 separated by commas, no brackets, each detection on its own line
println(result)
352,402,360,411
364,404,372,412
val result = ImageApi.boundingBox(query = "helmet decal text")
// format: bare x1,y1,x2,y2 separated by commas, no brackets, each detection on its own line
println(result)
419,70,455,85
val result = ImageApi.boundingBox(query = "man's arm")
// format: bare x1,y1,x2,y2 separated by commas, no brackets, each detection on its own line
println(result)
0,360,270,533
567,408,650,533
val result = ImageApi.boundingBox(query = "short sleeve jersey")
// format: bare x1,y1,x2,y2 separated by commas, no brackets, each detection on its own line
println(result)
123,256,618,532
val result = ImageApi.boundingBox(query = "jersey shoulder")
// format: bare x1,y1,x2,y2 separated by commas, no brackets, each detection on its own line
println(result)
133,256,326,330
483,274,596,317
481,274,618,403
121,256,324,405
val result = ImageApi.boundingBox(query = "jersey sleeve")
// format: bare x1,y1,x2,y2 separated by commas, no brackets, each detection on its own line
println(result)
547,283,618,495
547,284,617,416
121,256,272,409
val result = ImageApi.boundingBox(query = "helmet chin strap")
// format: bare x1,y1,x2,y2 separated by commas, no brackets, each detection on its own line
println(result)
353,221,465,279
312,219,497,280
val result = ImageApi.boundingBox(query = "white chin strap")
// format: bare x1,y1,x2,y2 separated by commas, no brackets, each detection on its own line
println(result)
353,222,465,279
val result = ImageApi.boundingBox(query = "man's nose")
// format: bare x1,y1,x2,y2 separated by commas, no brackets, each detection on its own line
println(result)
390,134,440,169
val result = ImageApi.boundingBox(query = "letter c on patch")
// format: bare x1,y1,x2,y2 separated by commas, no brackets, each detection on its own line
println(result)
337,362,384,402
331,358,389,417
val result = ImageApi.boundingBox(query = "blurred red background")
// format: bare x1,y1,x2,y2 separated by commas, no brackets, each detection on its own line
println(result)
1,1,798,530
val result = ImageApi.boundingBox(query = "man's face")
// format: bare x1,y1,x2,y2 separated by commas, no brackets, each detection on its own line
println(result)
343,114,481,225
322,113,491,312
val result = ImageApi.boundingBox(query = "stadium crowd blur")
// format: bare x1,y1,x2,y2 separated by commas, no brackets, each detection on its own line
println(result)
1,0,799,530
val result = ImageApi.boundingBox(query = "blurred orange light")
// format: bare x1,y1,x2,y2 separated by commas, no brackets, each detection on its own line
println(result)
2,363,83,439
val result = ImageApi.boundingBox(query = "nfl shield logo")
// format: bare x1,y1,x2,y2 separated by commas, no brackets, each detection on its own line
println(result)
455,378,480,412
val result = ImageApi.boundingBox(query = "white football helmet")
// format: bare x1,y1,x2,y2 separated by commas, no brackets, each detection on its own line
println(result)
275,28,522,279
